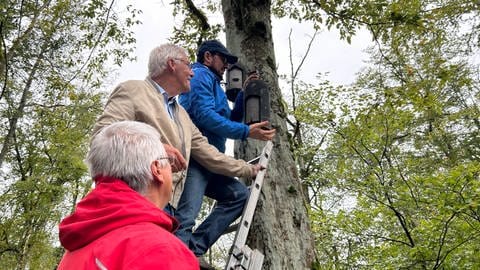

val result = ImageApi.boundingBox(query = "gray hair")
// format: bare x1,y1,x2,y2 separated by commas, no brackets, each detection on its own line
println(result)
87,121,169,194
148,43,187,79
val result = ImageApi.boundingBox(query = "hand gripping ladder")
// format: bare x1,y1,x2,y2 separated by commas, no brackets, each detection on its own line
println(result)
225,141,273,270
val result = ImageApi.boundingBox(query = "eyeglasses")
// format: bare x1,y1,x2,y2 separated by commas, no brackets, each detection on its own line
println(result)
173,58,193,68
157,156,176,166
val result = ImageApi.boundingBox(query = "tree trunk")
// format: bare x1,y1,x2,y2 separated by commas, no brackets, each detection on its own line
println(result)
222,1,315,269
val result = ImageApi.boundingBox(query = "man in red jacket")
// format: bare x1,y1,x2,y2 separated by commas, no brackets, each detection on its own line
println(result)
57,121,198,269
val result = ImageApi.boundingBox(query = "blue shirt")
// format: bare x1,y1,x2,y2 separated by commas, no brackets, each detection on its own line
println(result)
179,63,249,153
150,78,176,119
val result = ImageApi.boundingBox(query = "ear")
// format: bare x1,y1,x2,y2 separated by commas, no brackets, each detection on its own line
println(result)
150,160,164,184
167,58,176,72
204,51,214,65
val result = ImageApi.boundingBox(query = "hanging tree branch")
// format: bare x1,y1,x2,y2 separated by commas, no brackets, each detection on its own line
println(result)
170,0,219,55
184,0,210,31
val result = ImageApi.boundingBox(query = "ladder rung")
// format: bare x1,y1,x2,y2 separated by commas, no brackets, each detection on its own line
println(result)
224,141,273,270
224,222,239,234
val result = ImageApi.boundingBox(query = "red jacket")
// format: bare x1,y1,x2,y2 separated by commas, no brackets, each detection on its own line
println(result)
58,176,198,269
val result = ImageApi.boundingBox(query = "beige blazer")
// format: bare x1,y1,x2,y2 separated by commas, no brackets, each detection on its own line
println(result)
92,79,251,207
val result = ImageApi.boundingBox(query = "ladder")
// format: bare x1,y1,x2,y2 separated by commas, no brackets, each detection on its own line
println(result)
225,141,273,270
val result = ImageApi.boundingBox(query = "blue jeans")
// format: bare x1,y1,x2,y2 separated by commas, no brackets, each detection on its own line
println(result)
174,159,249,256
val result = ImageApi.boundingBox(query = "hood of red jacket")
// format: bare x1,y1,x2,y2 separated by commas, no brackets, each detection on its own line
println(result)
59,176,178,251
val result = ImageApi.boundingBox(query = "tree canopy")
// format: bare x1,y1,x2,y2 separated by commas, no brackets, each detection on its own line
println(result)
289,0,480,268
0,1,139,268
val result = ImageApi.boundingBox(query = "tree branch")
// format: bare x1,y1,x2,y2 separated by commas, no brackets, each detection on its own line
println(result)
183,0,211,45
0,20,8,100
184,0,210,31
68,0,115,83
287,28,317,143
0,42,46,167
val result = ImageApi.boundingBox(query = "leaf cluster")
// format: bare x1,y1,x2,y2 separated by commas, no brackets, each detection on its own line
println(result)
286,0,480,268
170,0,222,60
0,1,140,268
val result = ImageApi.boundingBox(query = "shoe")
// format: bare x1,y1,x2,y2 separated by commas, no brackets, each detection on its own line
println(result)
197,256,217,270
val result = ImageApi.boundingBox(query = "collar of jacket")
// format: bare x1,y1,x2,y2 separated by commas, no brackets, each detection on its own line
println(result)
94,175,117,184
59,176,179,251
193,62,223,81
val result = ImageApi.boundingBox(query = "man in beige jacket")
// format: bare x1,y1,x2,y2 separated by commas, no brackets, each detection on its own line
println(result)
93,43,262,208
92,44,261,268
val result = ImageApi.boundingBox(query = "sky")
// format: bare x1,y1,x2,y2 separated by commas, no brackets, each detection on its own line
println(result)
111,1,373,88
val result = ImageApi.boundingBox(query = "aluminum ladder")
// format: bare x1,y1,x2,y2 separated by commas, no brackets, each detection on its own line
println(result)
225,141,273,270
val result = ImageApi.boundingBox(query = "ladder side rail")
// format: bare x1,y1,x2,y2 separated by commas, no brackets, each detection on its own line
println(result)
231,141,272,247
225,141,273,270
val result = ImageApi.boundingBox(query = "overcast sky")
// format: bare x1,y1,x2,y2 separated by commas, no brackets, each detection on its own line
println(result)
111,1,372,88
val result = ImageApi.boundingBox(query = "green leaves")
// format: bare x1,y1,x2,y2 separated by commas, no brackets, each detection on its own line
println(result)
283,0,480,268
0,1,140,268
170,0,222,59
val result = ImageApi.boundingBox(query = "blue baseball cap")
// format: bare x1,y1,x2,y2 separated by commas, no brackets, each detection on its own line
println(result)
197,40,238,64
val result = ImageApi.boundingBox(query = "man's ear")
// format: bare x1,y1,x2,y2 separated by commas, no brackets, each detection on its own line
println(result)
204,51,214,64
167,58,176,72
150,160,164,184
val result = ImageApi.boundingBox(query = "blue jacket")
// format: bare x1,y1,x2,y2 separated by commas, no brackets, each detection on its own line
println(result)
179,62,249,153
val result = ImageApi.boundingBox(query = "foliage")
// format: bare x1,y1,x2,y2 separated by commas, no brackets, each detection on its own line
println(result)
170,0,222,60
291,0,480,268
273,0,480,46
0,1,140,269
123,0,479,268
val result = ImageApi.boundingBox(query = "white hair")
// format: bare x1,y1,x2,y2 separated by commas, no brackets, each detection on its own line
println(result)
148,43,187,79
87,121,169,194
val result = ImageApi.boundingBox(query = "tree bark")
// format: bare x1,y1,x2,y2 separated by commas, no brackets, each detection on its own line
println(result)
222,1,315,269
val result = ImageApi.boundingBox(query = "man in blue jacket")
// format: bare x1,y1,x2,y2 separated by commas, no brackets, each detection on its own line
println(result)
178,40,275,267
